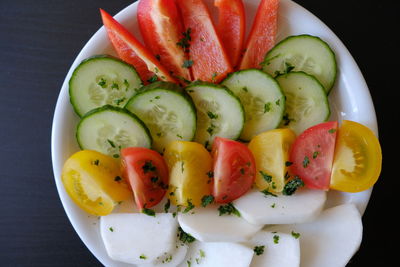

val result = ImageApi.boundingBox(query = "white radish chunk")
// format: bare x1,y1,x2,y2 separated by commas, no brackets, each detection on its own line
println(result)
247,231,300,267
177,205,263,242
100,213,178,265
266,204,363,267
178,241,254,267
138,243,188,267
233,188,326,225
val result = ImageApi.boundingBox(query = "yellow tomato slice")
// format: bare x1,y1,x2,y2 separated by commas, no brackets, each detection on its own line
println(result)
61,150,132,216
164,141,212,206
248,128,296,193
330,120,382,192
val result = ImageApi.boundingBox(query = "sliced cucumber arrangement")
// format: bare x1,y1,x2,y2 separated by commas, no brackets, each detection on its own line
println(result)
276,72,330,134
125,81,196,153
263,35,337,93
221,69,285,141
76,105,152,158
69,55,143,117
185,82,244,149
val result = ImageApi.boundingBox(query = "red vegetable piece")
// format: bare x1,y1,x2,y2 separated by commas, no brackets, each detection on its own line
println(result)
100,8,176,83
239,0,279,70
289,121,338,190
214,0,246,68
137,0,191,82
176,0,233,83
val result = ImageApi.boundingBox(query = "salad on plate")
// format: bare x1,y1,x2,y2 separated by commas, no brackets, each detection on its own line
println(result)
53,0,382,266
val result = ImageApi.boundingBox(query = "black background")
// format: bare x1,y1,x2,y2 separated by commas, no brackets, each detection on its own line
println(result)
0,0,396,266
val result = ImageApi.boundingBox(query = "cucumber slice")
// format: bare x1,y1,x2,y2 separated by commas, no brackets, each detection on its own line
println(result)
263,35,337,93
77,105,151,158
221,69,285,141
125,81,196,153
69,55,143,117
185,82,244,149
276,72,330,134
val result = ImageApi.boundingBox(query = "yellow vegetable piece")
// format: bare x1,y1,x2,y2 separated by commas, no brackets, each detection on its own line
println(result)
248,128,296,193
61,150,131,216
330,120,382,192
163,141,212,206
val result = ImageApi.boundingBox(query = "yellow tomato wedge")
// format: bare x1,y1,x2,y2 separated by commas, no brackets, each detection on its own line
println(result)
61,150,132,216
163,141,212,206
248,128,296,193
330,120,382,192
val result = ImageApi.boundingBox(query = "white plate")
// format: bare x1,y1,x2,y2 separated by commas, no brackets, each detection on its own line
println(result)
51,0,378,266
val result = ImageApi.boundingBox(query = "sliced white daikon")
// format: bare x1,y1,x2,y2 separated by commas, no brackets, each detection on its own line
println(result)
266,204,363,267
100,213,178,265
233,188,326,225
246,230,300,267
138,243,188,267
177,205,263,242
178,241,254,267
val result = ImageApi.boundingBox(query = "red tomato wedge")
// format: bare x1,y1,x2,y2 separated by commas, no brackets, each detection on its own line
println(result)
100,9,176,83
214,0,246,68
239,0,279,70
289,121,338,190
211,137,256,203
137,0,191,82
121,147,169,210
175,0,233,83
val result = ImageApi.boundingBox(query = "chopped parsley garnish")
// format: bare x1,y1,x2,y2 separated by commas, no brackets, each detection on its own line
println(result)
242,86,248,92
183,200,195,213
150,176,159,183
274,62,295,77
206,171,214,178
187,260,192,267
302,156,310,168
109,227,114,232
178,227,196,243
264,102,272,113
253,245,265,256
177,134,183,139
114,176,122,182
328,128,337,134
313,151,320,159
155,54,161,61
207,111,218,119
142,161,157,173
123,79,129,89
259,171,272,183
218,203,241,217
142,208,156,217
291,231,301,239
139,254,147,259
93,159,99,166
164,199,171,213
98,78,107,88
273,235,280,244
275,99,281,106
285,161,293,167
114,97,126,105
177,28,192,52
113,154,119,158
111,82,119,90
182,59,194,68
282,113,293,126
162,255,173,263
240,168,245,175
282,176,304,195
261,189,277,197
147,75,158,83
211,72,218,82
107,139,116,148
206,124,216,135
201,195,214,207
271,203,276,208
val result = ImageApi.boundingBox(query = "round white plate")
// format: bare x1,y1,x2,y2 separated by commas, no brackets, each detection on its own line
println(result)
51,0,378,266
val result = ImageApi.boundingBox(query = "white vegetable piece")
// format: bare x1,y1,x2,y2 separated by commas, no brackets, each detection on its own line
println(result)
138,243,188,267
177,205,263,242
233,188,326,225
178,241,254,267
100,213,178,265
247,231,300,267
266,204,363,267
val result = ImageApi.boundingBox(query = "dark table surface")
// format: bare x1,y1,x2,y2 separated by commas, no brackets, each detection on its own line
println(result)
0,0,396,266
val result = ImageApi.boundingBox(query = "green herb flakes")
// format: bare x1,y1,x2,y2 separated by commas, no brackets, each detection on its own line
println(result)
218,203,241,217
253,245,265,256
201,195,214,207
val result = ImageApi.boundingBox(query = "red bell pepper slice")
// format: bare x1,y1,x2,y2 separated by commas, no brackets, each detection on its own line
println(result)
176,0,233,83
239,0,279,70
214,0,246,69
100,9,176,83
137,0,191,82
